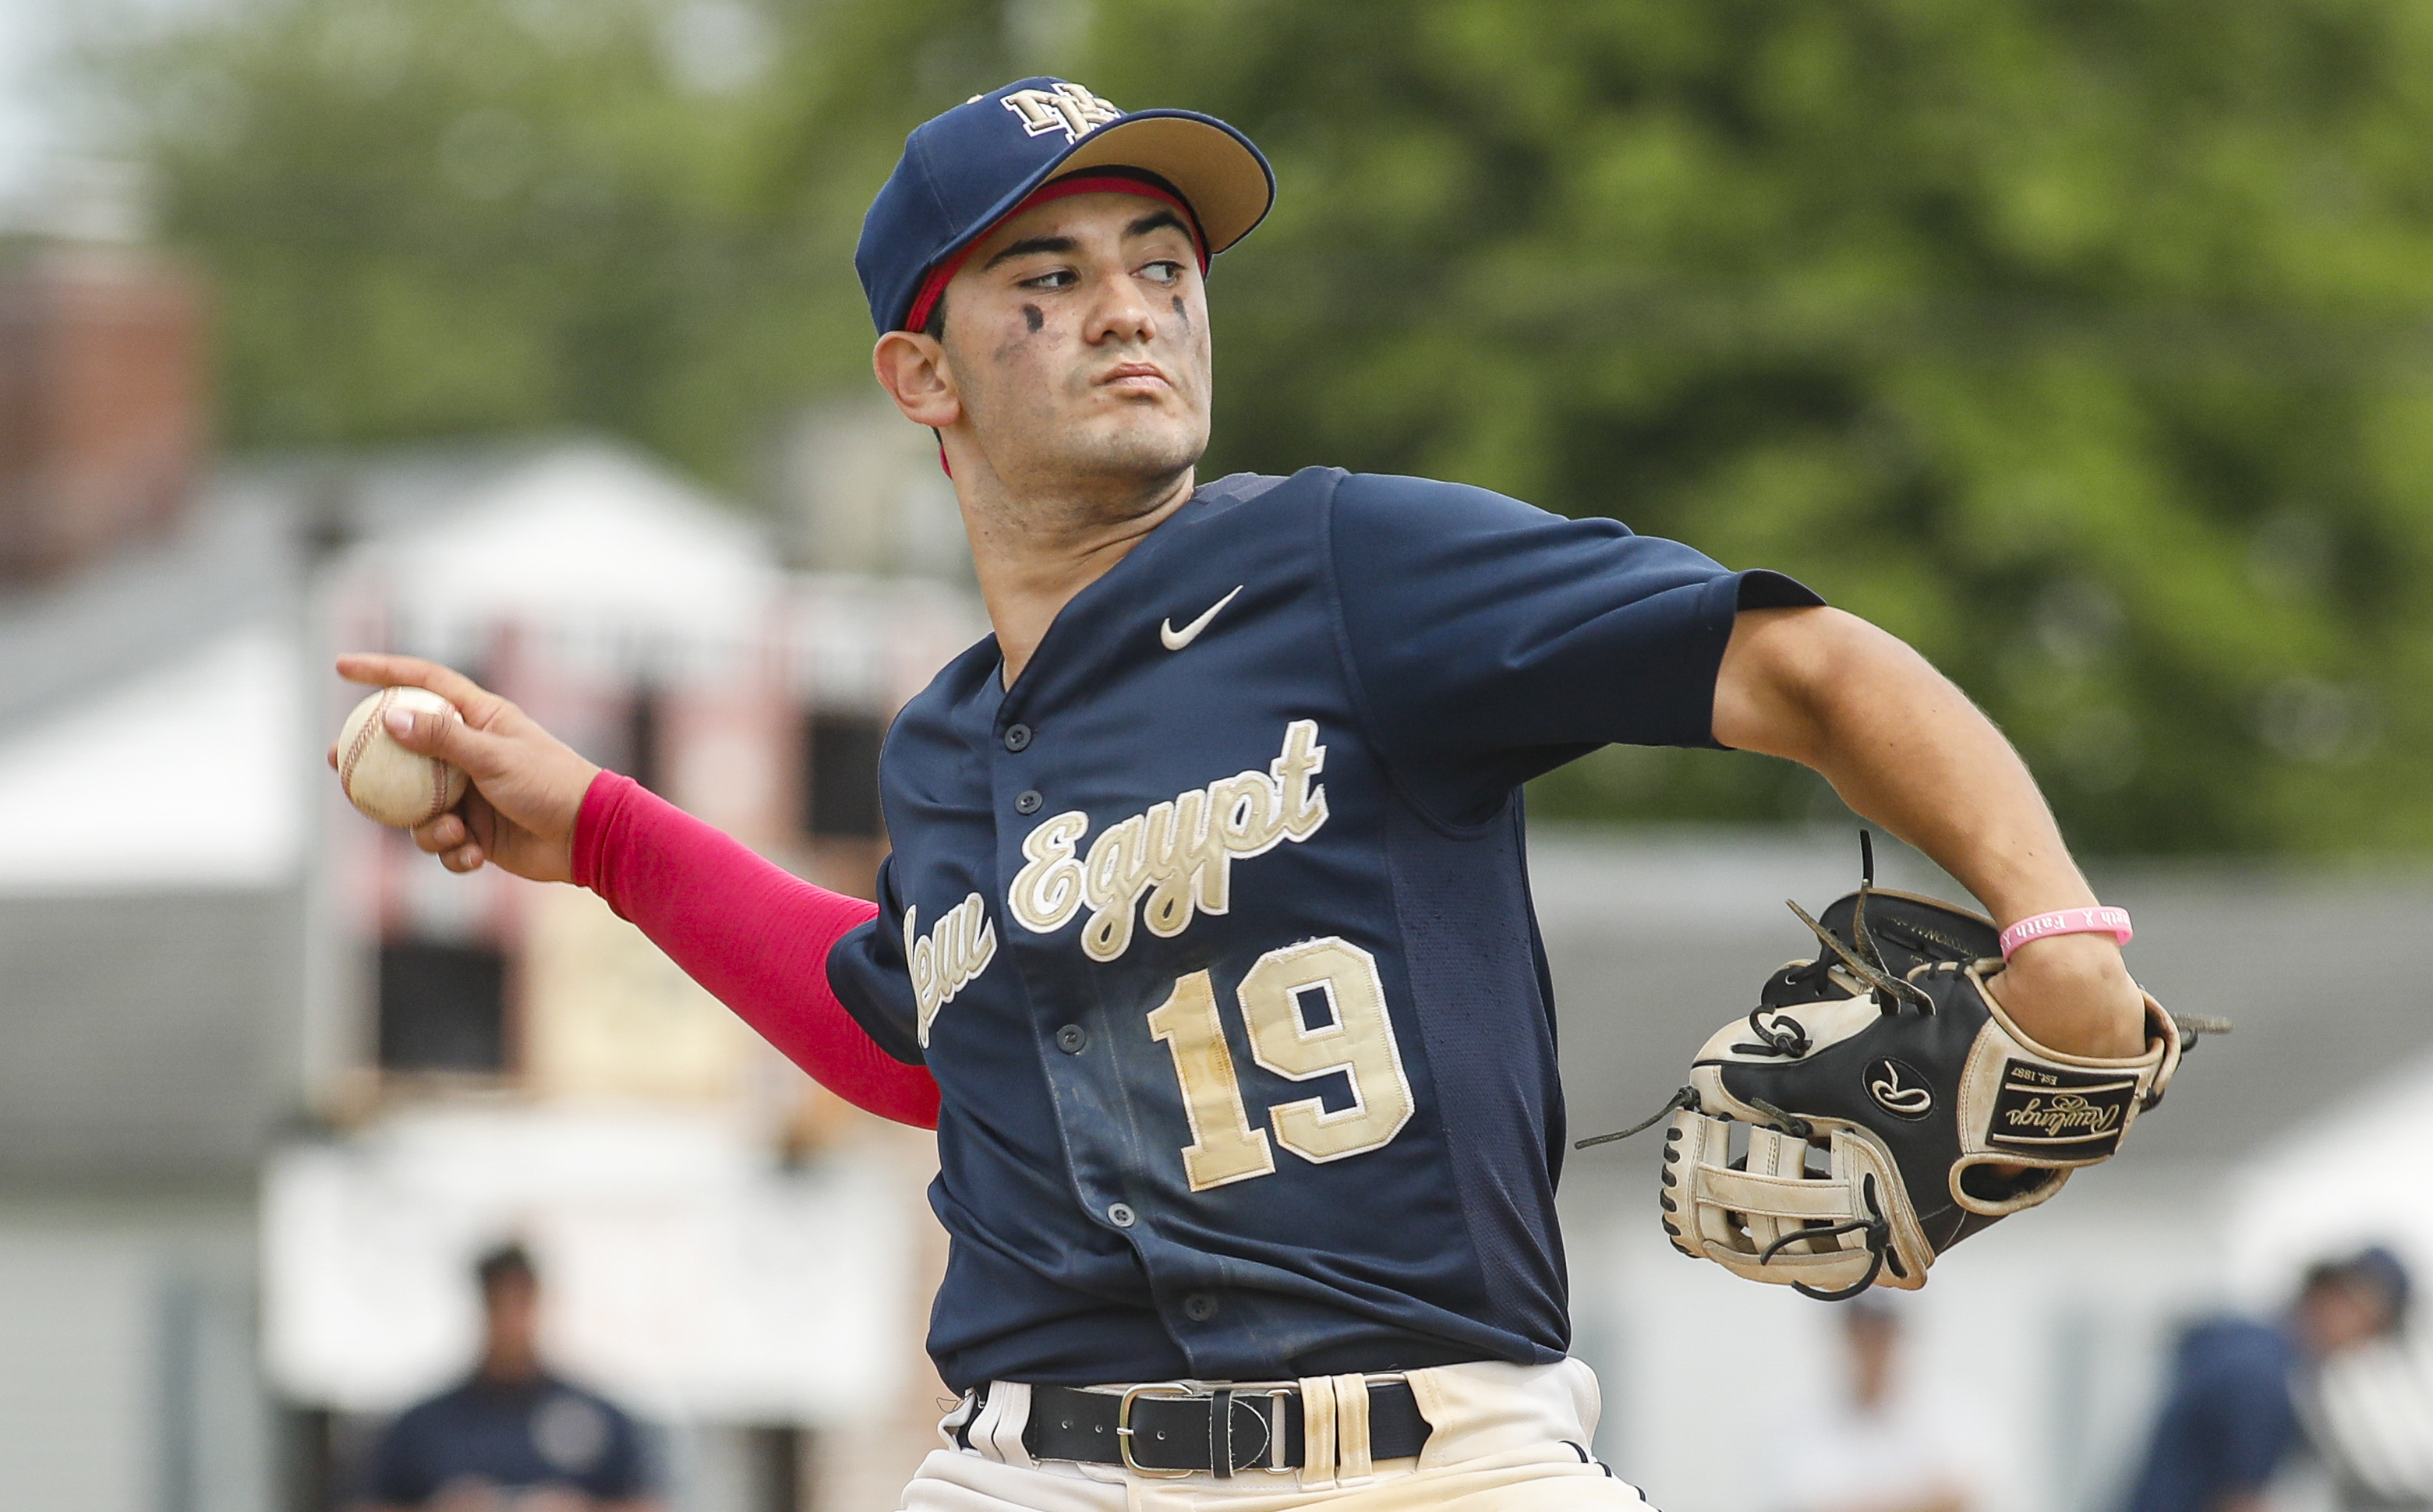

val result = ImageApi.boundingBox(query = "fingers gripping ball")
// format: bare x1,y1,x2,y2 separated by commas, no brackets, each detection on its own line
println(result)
336,687,469,828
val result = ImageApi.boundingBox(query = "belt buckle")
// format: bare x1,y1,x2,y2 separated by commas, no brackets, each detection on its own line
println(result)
1116,1383,1196,1478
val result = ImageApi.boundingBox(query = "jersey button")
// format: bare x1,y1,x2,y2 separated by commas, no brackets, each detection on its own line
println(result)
1003,723,1033,752
1015,789,1044,815
1183,1293,1219,1322
1054,1023,1087,1054
1106,1203,1137,1228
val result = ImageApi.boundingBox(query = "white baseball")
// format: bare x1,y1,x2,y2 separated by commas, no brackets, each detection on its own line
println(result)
336,686,470,828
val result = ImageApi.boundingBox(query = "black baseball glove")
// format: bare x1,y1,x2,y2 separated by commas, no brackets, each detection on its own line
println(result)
1583,841,2220,1300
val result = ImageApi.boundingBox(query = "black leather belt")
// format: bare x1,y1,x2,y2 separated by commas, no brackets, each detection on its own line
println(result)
1016,1380,1430,1477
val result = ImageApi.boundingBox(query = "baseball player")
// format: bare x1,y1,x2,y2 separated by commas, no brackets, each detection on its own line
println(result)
339,79,2150,1510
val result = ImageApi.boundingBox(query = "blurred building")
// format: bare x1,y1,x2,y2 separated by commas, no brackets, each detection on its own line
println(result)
772,394,971,586
0,235,207,578
0,230,988,1512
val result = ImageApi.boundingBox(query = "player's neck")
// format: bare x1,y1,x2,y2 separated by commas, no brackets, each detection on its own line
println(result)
477,1349,543,1387
953,461,1197,687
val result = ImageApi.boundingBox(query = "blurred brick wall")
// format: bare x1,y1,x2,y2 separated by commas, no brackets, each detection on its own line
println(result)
0,248,208,580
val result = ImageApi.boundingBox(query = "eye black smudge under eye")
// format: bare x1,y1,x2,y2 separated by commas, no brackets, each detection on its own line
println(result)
1171,296,1188,327
1022,304,1044,334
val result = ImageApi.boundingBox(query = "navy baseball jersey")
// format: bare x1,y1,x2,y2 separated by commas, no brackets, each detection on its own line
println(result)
829,467,1819,1391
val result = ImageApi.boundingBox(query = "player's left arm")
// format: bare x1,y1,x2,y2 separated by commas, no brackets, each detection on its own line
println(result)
1712,604,2144,1058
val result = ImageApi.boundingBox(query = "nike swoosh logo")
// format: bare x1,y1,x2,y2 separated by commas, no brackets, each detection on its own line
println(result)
1160,585,1245,651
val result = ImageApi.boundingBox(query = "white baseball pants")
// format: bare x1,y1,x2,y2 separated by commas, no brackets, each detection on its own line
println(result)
898,1358,1654,1510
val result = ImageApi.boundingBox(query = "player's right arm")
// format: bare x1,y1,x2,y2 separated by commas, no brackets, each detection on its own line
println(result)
333,654,941,1129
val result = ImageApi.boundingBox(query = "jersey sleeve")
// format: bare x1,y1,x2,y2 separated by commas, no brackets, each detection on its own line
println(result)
823,855,928,1067
572,772,939,1128
1328,472,1821,824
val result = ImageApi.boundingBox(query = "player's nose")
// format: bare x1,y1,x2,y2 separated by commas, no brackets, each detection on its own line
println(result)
1082,267,1158,347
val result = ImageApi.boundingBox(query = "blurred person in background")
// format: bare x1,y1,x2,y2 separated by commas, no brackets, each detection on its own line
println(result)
2297,1249,2431,1511
1766,1297,1977,1512
2124,1247,2412,1512
359,1243,660,1512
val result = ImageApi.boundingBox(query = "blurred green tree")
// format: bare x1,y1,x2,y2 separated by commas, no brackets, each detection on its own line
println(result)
97,0,2433,852
1084,0,2433,853
100,0,999,469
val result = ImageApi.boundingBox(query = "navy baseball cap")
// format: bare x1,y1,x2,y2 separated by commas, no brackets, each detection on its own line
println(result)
856,79,1275,334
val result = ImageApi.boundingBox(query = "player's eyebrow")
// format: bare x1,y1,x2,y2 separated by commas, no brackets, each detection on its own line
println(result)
1125,208,1190,243
982,235,1077,271
981,210,1190,273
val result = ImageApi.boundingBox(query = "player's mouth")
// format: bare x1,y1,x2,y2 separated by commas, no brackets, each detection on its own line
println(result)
1096,362,1172,394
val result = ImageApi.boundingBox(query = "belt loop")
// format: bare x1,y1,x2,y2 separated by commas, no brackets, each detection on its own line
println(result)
1332,1372,1374,1484
1298,1375,1339,1489
976,1381,1034,1467
946,1383,987,1450
1209,1387,1234,1479
1263,1388,1294,1474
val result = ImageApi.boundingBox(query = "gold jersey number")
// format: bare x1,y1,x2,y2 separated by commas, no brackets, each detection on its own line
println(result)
1144,936,1417,1192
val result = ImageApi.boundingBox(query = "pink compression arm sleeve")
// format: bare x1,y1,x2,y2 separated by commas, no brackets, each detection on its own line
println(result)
571,771,941,1129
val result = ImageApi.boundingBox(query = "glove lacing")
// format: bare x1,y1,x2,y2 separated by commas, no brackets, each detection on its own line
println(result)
1575,1085,1699,1149
1734,1005,1812,1058
1760,1170,1896,1302
1785,900,1928,1013
1584,834,1929,1150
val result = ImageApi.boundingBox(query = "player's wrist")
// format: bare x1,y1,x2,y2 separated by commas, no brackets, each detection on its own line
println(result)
1995,929,2131,988
1983,933,2144,1058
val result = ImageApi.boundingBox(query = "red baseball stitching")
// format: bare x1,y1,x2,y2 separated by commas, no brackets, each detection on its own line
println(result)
423,736,450,825
340,687,391,799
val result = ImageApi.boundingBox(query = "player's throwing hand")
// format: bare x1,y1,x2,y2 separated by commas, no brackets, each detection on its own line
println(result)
327,653,598,881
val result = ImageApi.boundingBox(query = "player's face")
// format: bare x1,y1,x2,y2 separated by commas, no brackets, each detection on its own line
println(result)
481,1274,542,1373
939,192,1212,494
2300,1275,2399,1356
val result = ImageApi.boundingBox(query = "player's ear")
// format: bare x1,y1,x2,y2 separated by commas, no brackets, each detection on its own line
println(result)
872,330,961,429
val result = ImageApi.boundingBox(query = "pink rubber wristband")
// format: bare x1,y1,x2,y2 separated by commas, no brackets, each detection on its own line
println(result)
1999,906,2134,959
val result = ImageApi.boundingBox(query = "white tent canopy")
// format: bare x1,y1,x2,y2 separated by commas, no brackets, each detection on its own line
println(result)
342,441,787,669
0,624,305,892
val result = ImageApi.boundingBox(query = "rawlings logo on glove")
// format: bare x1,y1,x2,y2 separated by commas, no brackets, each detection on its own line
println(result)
1866,1059,1933,1118
1580,836,2226,1300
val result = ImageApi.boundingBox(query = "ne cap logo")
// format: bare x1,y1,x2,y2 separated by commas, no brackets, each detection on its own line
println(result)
1865,1057,1934,1120
1001,83,1123,144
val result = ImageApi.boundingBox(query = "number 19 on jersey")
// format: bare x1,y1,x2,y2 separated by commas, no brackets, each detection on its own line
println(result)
1144,936,1416,1192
